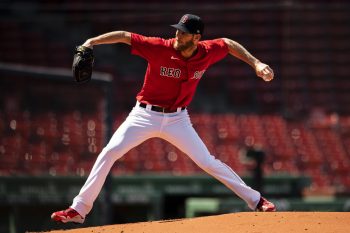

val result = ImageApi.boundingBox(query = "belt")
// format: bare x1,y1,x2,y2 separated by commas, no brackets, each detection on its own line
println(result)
139,102,186,113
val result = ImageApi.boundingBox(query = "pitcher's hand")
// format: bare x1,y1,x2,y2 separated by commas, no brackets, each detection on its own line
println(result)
255,62,274,82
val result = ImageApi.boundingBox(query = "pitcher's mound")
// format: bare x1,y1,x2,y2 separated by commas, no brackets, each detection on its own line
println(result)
45,212,349,233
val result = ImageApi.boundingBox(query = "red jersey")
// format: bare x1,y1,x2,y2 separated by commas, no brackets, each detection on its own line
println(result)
131,33,228,110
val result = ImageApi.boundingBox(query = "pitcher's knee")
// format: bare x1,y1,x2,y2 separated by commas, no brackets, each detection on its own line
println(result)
99,146,124,162
196,156,218,172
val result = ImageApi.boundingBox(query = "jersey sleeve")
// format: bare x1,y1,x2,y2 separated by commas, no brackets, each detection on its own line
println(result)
207,38,229,65
130,33,165,61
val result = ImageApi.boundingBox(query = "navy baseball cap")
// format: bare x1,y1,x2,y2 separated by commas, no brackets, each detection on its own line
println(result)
171,14,204,35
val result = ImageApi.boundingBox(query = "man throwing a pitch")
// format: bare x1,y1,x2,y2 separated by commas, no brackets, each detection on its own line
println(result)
52,14,276,224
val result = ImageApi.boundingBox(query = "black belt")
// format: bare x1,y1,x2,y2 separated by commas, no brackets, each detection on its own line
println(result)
139,103,186,113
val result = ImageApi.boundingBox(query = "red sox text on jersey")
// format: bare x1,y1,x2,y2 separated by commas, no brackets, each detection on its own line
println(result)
160,66,205,80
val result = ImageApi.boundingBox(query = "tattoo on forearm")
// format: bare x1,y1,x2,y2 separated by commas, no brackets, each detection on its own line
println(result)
227,39,258,67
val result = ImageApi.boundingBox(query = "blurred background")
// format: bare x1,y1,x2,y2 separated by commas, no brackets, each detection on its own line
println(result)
0,0,350,232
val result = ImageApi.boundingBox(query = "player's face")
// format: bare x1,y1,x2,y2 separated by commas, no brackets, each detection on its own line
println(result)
174,30,196,51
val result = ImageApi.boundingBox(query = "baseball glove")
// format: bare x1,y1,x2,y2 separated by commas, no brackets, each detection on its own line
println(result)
72,45,94,83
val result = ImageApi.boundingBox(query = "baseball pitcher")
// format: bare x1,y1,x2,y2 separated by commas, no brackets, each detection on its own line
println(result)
52,14,276,224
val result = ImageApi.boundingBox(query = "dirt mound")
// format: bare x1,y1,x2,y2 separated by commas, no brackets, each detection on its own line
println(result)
44,212,349,233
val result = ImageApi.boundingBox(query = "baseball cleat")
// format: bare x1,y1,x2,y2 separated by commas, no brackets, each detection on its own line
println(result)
255,197,276,212
51,207,85,224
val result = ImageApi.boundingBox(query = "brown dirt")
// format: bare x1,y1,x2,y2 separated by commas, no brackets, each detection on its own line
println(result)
44,212,349,233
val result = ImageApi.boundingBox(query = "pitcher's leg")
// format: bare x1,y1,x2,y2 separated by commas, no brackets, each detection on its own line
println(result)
163,115,260,210
72,115,155,217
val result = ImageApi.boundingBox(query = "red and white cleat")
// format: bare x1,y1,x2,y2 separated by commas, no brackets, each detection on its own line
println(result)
51,208,85,224
255,197,276,212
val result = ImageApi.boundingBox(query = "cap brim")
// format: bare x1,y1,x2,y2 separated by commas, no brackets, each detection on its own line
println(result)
170,24,190,33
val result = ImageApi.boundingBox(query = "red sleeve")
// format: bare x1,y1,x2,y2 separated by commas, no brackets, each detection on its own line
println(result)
130,33,166,61
206,38,229,65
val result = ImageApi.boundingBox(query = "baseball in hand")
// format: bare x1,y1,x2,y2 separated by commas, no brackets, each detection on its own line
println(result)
255,62,274,82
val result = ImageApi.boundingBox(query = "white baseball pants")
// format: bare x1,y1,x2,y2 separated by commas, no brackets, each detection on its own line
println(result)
71,102,261,217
